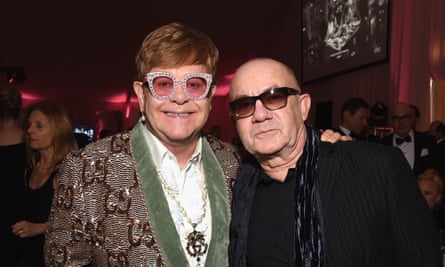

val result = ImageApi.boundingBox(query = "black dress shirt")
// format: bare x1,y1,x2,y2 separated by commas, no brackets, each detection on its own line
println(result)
246,169,300,267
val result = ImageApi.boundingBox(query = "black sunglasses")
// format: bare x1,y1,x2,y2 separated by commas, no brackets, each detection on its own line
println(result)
229,87,300,119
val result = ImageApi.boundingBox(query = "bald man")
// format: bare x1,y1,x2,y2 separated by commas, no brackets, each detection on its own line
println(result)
380,102,437,176
228,58,442,267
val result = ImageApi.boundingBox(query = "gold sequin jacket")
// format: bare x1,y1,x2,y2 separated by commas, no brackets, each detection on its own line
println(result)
44,122,241,266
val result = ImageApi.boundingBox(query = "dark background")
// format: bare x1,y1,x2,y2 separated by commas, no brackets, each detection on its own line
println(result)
4,0,433,144
302,0,389,82
0,0,300,102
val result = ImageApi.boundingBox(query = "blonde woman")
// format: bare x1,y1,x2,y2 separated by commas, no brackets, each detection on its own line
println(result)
417,168,445,250
418,169,444,210
12,100,74,267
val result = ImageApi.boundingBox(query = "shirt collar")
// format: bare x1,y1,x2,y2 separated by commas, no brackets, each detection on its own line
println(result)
338,125,351,136
260,168,296,184
145,128,202,168
394,129,414,140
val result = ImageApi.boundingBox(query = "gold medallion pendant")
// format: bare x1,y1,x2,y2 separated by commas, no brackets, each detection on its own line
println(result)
186,224,208,262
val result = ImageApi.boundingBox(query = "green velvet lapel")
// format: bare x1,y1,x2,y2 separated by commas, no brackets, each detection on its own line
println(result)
131,122,187,266
201,138,230,267
130,122,230,267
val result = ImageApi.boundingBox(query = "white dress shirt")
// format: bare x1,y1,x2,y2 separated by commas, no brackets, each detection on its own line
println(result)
145,130,211,266
394,130,415,169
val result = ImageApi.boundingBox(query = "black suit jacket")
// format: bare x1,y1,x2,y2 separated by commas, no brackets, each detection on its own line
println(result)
335,126,381,142
335,126,361,140
229,141,442,266
435,140,445,178
380,131,436,176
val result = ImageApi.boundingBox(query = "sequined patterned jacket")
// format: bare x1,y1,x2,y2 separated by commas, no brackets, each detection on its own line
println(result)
44,122,242,267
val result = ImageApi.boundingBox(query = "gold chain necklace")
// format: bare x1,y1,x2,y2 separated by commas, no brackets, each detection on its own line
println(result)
37,162,53,174
157,170,209,266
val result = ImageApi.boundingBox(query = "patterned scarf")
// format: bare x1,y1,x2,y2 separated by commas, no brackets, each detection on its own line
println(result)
295,123,324,266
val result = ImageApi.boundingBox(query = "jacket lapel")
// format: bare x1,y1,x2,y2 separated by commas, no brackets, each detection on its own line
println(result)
131,122,188,266
130,122,230,267
317,143,341,218
201,138,230,267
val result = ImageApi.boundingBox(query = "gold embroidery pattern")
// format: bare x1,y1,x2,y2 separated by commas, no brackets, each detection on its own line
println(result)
46,132,241,266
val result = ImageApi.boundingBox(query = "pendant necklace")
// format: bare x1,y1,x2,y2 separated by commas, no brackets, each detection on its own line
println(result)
37,161,53,174
157,170,209,266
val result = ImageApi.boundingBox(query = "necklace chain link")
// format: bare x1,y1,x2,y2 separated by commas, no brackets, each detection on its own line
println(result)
157,170,208,226
157,169,209,264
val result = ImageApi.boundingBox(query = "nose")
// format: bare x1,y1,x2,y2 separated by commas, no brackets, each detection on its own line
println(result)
252,99,271,121
26,125,33,134
26,123,37,135
170,82,188,104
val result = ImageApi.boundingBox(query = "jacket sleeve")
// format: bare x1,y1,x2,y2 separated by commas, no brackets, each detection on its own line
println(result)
318,142,442,266
384,146,443,266
45,150,93,266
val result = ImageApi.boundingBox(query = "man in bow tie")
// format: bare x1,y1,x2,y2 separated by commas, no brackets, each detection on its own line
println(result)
395,134,411,145
380,102,436,176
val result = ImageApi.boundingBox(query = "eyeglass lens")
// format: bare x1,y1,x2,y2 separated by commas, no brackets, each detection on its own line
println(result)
150,75,209,98
391,114,413,122
152,76,208,97
230,87,299,119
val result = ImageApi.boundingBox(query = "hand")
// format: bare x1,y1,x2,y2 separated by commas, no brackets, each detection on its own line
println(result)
12,220,47,238
320,129,352,143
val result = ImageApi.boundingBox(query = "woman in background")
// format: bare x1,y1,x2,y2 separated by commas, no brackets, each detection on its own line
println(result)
12,100,74,267
417,168,445,250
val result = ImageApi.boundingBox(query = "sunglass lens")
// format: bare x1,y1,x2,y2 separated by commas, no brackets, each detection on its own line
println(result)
186,77,208,97
263,91,286,109
152,76,174,96
235,99,255,117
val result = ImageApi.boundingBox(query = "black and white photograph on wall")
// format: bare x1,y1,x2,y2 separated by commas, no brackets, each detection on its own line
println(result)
302,0,390,83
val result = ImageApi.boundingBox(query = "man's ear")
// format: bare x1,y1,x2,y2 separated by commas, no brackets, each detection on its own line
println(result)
208,85,217,98
299,93,311,121
205,85,217,113
133,81,145,109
